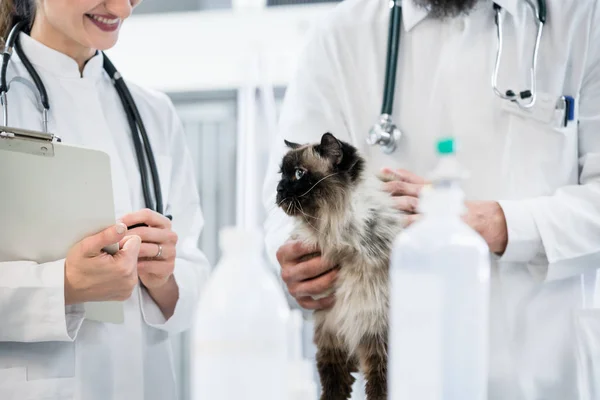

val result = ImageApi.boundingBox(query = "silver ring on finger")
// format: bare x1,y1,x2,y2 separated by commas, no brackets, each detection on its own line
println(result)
154,244,163,259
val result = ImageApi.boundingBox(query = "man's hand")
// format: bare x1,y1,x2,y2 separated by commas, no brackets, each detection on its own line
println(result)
464,201,508,254
120,209,179,319
380,168,509,254
277,240,337,310
379,168,426,214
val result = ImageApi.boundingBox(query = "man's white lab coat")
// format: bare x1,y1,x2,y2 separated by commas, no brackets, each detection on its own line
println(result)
263,0,600,398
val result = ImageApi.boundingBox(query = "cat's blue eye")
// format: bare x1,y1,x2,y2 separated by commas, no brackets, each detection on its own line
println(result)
295,168,305,180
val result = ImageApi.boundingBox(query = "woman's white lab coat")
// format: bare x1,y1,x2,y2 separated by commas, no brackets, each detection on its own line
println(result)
0,34,209,400
263,0,600,399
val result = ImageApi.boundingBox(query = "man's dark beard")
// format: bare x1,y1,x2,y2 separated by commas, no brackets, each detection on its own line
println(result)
413,0,479,18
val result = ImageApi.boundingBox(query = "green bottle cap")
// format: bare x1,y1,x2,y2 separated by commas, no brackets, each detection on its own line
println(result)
437,137,455,155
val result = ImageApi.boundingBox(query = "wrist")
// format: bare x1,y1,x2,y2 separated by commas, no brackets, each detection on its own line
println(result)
145,273,175,292
64,260,82,306
487,202,508,254
145,274,178,319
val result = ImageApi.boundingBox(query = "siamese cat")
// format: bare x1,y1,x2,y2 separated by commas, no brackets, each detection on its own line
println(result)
276,133,405,400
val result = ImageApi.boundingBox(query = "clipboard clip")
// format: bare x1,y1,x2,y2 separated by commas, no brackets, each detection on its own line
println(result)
0,125,61,157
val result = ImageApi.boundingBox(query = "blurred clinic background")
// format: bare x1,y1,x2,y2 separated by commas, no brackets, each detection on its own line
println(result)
106,1,340,399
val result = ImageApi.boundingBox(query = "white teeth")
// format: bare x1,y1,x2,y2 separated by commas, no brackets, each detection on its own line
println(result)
89,15,119,25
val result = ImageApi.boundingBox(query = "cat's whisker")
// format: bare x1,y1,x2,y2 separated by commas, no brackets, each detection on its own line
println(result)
297,201,321,221
299,172,340,198
277,196,291,207
294,200,324,236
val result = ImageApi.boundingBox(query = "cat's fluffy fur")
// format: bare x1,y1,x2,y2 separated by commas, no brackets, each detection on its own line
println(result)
276,133,404,400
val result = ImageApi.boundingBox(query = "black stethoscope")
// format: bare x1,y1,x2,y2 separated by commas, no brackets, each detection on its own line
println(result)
0,21,171,221
367,0,547,154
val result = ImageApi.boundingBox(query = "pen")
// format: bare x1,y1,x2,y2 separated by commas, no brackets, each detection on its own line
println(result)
127,214,172,230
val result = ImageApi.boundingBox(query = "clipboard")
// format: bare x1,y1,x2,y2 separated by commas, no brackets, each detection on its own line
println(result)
0,125,124,324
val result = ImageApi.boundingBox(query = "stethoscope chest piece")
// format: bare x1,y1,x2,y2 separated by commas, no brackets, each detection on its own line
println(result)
367,113,402,154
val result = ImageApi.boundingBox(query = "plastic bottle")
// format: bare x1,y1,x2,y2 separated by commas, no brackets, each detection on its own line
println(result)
388,137,491,400
287,310,318,400
190,227,290,400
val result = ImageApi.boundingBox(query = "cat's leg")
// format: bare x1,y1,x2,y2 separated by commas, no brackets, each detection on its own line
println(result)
315,321,357,400
358,334,388,400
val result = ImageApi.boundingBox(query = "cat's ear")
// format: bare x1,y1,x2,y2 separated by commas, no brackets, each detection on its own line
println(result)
284,139,302,150
318,133,343,165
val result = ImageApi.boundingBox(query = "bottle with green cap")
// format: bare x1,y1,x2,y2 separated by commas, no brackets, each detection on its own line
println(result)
387,137,491,400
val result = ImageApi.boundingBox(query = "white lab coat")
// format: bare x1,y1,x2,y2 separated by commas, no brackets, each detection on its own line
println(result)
262,0,600,398
0,33,210,400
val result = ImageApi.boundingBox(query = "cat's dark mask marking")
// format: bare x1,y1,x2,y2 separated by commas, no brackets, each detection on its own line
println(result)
276,133,365,217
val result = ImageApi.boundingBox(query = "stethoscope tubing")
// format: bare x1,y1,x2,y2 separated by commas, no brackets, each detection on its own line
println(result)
1,22,169,219
372,0,547,153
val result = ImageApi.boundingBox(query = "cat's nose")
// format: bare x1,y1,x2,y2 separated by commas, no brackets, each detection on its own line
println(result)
277,181,285,194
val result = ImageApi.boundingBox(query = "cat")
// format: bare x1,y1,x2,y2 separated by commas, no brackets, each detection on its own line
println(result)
276,132,405,400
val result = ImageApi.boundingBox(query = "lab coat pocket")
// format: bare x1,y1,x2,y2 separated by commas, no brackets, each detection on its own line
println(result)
574,309,600,400
0,374,75,400
155,155,172,215
0,368,25,400
503,93,579,193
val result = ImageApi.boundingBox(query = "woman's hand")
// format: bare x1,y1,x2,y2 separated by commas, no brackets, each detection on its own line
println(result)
120,209,180,319
120,209,178,290
64,223,141,305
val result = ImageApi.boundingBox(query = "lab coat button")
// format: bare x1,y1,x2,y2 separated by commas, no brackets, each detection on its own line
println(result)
455,19,466,32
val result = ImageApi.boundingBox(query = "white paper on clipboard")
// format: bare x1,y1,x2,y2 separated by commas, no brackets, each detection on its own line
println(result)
0,126,124,324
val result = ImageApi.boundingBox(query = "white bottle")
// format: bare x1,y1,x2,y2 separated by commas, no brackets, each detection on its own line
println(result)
388,138,491,400
287,310,318,400
191,227,290,400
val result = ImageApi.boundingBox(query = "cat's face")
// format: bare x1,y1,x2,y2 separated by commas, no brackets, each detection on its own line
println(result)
276,133,364,218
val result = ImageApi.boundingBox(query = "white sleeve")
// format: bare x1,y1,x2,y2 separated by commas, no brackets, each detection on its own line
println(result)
497,3,600,281
262,20,352,298
139,98,211,333
0,260,85,342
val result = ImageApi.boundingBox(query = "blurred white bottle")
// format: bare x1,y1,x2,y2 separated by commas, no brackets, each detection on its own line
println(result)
388,137,491,400
191,227,290,400
287,310,318,400
232,0,266,11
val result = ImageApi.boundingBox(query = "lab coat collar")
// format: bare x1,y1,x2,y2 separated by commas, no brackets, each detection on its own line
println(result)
15,32,104,79
491,0,519,18
401,0,519,31
401,0,430,31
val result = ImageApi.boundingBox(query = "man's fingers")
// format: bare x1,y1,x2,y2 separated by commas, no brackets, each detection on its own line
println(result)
297,295,335,310
276,240,319,265
392,196,419,213
81,222,128,257
383,181,423,198
380,168,426,184
281,256,336,284
289,268,337,297
120,209,171,229
403,214,421,227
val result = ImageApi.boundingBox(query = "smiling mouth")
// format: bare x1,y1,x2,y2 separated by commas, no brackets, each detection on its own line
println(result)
87,14,119,24
86,14,121,32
